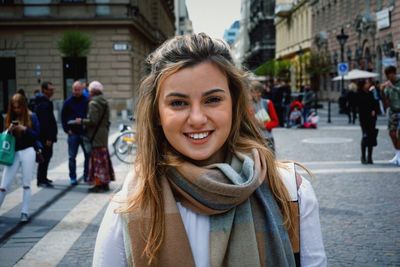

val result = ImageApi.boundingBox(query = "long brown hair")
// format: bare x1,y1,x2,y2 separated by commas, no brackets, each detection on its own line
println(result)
5,93,32,128
120,33,296,263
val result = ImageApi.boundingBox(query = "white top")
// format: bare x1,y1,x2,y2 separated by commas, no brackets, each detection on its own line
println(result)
93,178,327,267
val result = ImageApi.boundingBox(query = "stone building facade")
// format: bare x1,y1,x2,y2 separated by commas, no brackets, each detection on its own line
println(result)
0,0,175,118
311,0,400,99
275,0,312,90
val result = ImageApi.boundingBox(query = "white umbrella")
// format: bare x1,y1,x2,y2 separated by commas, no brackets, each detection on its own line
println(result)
332,69,379,81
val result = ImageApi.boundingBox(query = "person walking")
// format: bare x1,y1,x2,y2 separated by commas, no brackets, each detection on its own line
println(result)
75,81,114,193
0,93,40,222
380,66,400,165
302,85,315,123
34,81,57,188
93,33,326,266
346,82,358,124
357,79,380,164
61,81,90,185
249,80,279,152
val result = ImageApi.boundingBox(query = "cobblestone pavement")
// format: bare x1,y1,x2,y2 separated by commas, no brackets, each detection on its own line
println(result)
2,103,399,266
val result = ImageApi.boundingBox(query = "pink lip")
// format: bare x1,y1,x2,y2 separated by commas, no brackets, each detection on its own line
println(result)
184,131,213,145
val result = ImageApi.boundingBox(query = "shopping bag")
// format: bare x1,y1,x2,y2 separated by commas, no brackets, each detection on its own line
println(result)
0,131,16,166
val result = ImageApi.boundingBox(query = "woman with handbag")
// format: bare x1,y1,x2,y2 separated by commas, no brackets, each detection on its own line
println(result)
0,93,40,222
357,79,380,164
92,33,326,266
75,81,115,193
249,80,280,152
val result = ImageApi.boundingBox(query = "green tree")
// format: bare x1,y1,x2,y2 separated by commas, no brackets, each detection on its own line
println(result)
57,31,91,57
305,50,331,91
254,59,291,79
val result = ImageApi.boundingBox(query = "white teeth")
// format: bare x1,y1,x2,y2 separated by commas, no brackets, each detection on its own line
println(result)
188,132,209,140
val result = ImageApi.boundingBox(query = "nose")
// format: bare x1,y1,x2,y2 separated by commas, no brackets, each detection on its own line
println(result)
188,104,207,127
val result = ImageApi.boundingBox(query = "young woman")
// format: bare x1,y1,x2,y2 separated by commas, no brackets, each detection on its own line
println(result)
93,33,326,266
357,79,380,164
0,93,40,222
75,81,115,193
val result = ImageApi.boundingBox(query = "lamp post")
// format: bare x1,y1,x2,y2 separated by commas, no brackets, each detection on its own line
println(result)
328,52,338,123
336,28,349,97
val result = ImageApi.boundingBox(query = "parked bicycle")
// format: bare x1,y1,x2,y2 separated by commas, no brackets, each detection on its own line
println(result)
112,117,136,164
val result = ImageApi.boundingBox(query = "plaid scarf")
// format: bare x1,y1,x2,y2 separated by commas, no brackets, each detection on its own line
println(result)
122,149,296,266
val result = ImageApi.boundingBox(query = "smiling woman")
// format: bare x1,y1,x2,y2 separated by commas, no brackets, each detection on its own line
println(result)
158,62,232,164
92,33,327,267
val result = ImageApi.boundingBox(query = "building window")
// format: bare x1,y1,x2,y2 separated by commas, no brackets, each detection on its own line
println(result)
23,0,50,16
96,0,110,16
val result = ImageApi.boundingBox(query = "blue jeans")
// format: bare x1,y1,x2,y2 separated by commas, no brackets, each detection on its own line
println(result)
68,134,90,180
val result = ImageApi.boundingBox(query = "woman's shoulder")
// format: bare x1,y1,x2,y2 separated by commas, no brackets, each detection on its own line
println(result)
276,161,316,202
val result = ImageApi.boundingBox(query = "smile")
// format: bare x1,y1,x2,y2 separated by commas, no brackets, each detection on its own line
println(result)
185,131,212,140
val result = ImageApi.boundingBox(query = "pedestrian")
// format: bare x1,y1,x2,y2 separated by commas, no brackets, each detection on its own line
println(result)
281,80,292,127
249,80,279,152
357,79,380,164
75,81,115,193
0,93,40,222
302,85,315,123
380,66,400,165
93,33,326,266
270,78,284,127
82,81,90,99
61,81,90,185
28,89,41,112
346,82,358,124
35,81,57,188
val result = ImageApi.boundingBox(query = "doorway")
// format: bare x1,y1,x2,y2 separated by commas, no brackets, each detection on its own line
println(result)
0,57,16,114
62,57,87,99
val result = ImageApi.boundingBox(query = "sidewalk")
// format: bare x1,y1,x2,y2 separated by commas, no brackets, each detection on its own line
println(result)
0,119,133,266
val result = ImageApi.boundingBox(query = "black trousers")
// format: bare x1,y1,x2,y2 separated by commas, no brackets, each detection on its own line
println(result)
37,144,53,183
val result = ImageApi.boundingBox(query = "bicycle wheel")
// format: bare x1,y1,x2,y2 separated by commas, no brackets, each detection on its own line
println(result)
113,131,137,164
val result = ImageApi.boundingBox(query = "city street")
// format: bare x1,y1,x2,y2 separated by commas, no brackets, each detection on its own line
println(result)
0,102,399,267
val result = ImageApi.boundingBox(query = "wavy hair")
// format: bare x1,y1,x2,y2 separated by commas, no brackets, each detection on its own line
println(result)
5,93,32,128
119,33,296,264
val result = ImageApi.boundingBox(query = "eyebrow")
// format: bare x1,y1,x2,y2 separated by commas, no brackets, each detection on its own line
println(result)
165,88,226,98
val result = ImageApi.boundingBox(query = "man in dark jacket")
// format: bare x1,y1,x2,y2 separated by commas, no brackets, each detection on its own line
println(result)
35,81,58,187
61,81,89,185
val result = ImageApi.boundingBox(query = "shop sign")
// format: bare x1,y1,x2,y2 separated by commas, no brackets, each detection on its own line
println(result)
113,42,130,51
376,8,390,30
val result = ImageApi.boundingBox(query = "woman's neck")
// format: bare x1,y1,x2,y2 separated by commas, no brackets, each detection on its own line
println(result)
189,146,228,166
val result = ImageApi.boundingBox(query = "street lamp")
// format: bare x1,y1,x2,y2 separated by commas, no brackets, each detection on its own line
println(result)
336,27,349,97
328,52,338,123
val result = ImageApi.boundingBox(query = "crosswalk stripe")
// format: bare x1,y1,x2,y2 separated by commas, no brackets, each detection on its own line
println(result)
0,131,121,217
14,170,131,266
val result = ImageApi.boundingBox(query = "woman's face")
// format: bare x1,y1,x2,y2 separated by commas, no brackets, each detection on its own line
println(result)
158,61,233,164
12,102,22,116
250,88,261,101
